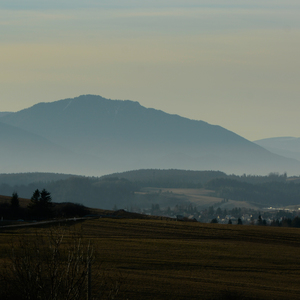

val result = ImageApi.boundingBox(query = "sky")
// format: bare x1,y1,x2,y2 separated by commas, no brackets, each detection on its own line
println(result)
1,0,300,141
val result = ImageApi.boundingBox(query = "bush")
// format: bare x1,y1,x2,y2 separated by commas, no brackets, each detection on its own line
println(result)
0,227,121,300
55,202,90,218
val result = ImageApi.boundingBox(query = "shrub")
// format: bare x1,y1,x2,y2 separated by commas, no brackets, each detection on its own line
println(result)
0,227,121,300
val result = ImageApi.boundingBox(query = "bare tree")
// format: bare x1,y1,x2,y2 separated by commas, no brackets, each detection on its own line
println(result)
0,227,94,300
1,226,122,300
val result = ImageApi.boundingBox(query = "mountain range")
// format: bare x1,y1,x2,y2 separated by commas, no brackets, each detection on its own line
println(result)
1,94,299,176
254,137,300,162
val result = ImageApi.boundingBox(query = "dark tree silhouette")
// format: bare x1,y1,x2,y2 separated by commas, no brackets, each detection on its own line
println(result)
10,192,20,209
257,215,263,226
40,189,52,205
28,189,53,219
10,192,20,218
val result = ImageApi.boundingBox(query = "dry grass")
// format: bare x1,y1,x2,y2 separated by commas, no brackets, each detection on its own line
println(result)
0,195,30,208
143,188,260,209
1,218,300,299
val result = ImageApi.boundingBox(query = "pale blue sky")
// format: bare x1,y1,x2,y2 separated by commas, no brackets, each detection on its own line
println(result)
1,1,300,140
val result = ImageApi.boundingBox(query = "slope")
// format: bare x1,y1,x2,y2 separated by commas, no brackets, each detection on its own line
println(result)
254,137,300,162
0,121,106,175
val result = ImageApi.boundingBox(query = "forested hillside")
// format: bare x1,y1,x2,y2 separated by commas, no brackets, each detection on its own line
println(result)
205,176,300,206
0,173,77,186
103,169,228,188
0,170,299,209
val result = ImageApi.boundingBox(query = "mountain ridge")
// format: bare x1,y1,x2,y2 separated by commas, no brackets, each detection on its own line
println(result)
254,137,300,162
1,94,300,176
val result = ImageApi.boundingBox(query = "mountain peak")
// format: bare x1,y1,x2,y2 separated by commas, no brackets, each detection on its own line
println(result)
1,95,300,176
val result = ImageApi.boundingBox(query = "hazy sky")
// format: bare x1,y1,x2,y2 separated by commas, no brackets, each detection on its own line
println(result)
1,1,300,141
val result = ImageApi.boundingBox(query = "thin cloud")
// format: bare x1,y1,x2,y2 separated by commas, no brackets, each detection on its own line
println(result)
2,0,300,10
2,6,299,33
0,9,75,26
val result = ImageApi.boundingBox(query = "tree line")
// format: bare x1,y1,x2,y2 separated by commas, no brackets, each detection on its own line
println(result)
0,189,89,220
205,177,300,206
0,177,137,210
0,171,299,210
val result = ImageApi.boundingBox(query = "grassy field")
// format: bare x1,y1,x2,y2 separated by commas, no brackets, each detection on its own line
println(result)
142,187,261,210
0,194,30,208
1,218,300,299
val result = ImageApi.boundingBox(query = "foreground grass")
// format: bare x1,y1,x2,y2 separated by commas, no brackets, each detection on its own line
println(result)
1,218,300,299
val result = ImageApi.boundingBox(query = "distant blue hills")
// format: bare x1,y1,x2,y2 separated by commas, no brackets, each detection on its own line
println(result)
254,137,300,162
1,94,299,176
